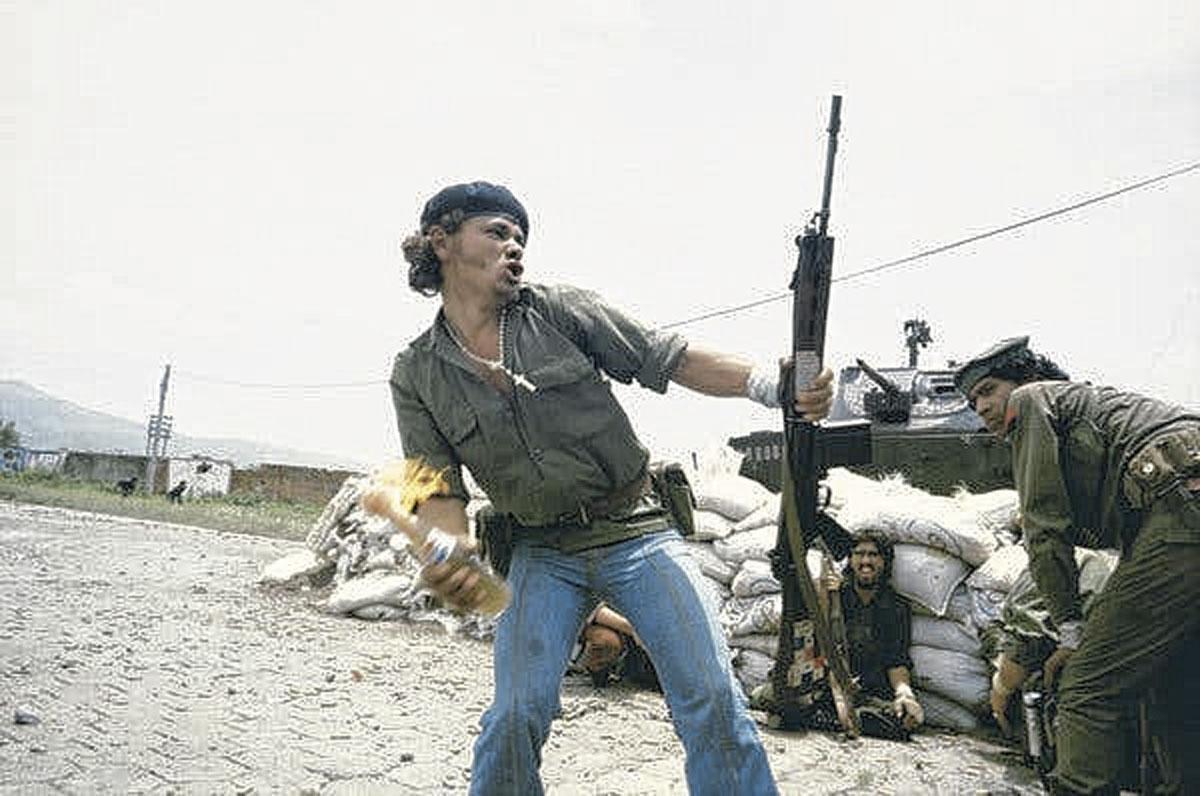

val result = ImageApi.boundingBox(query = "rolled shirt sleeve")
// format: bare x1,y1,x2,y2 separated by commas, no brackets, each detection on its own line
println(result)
539,285,688,394
1008,384,1083,627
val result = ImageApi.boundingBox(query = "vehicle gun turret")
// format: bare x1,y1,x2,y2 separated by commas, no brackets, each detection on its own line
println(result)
855,357,913,424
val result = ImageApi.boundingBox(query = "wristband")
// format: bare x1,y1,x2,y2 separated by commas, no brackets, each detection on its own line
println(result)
746,364,781,409
1058,620,1083,650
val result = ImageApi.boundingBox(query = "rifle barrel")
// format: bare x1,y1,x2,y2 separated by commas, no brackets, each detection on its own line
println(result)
818,95,842,236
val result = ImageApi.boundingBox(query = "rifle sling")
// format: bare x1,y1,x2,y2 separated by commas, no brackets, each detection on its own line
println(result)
779,445,861,735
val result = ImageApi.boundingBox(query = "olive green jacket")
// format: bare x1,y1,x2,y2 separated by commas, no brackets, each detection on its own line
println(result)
1007,381,1199,626
390,283,687,526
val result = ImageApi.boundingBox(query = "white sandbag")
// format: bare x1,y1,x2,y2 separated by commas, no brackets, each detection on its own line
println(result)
730,552,824,597
910,644,990,709
680,539,738,584
916,689,981,732
967,544,1029,593
708,576,733,605
691,510,735,542
732,559,781,598
693,473,772,522
362,548,399,573
305,476,365,552
943,584,974,628
968,587,1007,630
691,571,731,616
953,488,1021,535
914,584,975,630
260,548,331,586
727,632,780,659
712,525,777,565
911,615,981,657
352,604,407,621
324,571,417,615
684,443,747,481
730,495,780,533
733,648,775,695
889,543,971,616
720,594,783,637
824,469,999,566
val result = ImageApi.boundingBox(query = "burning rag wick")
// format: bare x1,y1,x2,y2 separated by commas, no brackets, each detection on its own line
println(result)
373,459,450,514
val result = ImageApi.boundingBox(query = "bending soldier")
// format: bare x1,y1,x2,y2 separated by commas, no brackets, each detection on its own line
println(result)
956,336,1200,795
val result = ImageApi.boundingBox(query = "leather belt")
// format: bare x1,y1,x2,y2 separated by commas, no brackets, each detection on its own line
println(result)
512,472,656,530
548,472,655,527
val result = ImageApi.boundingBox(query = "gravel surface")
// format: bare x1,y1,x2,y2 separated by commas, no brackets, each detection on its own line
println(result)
0,500,1043,794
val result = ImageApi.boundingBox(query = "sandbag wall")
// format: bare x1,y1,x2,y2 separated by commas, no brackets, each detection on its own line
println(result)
260,473,497,640
682,458,1028,732
260,449,1058,733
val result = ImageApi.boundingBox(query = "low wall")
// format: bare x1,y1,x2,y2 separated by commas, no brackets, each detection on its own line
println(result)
58,451,233,495
9,447,353,503
230,463,361,505
61,451,148,485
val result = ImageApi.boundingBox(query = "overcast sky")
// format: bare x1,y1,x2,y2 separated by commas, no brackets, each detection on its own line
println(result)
4,2,1198,468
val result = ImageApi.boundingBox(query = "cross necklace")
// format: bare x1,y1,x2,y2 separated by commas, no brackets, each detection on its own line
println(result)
444,308,538,393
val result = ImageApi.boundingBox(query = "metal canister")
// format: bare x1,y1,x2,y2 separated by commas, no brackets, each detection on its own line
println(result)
1022,690,1044,761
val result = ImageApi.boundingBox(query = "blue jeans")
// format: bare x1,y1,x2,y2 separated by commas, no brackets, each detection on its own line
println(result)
469,529,778,795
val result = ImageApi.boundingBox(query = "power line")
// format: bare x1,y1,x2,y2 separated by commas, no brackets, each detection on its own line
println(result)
173,159,1199,388
660,160,1200,329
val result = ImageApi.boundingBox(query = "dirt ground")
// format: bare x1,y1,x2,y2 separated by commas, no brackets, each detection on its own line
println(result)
1,500,1044,794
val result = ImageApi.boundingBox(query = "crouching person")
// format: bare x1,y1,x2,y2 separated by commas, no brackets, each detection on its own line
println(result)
835,531,924,739
756,530,924,740
569,603,662,692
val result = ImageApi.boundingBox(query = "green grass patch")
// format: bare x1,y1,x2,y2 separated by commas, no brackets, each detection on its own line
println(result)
0,471,323,541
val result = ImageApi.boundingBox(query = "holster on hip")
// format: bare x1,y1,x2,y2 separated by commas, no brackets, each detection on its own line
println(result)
649,461,697,537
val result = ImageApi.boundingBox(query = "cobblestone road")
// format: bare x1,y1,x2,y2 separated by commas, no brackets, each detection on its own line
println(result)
1,501,1041,795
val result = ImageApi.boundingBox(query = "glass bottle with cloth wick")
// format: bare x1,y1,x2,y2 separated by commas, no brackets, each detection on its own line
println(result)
359,460,511,619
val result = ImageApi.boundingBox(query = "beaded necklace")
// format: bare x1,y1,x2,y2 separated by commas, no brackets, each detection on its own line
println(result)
443,308,537,393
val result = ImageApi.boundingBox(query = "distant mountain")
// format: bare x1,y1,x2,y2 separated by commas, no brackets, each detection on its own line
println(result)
0,380,368,471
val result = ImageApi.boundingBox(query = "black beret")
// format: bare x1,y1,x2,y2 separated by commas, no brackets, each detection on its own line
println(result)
953,336,1031,394
419,181,529,241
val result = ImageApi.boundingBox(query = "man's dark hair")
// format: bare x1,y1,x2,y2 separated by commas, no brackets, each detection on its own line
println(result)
400,208,467,296
988,349,1070,385
842,530,894,583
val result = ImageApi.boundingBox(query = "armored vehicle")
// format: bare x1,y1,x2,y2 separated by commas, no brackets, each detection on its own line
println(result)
729,321,1014,496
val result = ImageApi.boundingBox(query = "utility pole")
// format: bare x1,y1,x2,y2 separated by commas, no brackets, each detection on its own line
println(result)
903,319,932,368
144,365,172,493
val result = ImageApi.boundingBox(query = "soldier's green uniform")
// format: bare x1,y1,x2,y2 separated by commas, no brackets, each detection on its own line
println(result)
1004,382,1200,793
955,335,1200,795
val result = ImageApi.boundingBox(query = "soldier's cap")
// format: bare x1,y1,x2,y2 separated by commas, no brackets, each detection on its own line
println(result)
953,336,1031,395
419,181,529,242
